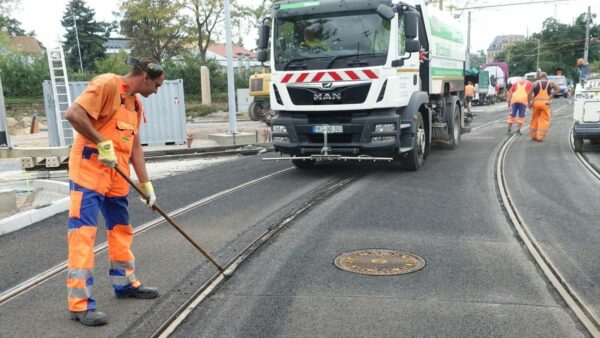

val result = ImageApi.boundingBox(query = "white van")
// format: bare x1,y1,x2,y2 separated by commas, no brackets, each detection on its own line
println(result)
573,74,600,152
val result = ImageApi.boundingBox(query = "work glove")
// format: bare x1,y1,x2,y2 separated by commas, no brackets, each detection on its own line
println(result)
138,181,156,208
97,140,116,167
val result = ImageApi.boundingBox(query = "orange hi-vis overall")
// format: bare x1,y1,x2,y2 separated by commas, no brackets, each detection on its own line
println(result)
508,81,529,125
530,80,551,141
67,74,143,312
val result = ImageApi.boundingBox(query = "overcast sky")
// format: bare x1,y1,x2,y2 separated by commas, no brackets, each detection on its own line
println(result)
11,0,599,53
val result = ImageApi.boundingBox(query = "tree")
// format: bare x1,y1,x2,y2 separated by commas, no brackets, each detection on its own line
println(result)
495,12,600,82
468,49,486,69
235,0,272,49
119,0,188,63
61,0,113,72
184,0,224,64
0,15,27,36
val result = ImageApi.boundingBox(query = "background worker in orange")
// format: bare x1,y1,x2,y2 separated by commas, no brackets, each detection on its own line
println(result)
506,78,533,135
464,81,475,118
64,57,164,327
529,72,562,142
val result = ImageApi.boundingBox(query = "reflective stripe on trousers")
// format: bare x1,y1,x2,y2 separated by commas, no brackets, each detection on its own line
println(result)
67,181,140,311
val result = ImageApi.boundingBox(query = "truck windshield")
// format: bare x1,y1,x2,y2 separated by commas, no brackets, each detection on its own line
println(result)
274,10,389,70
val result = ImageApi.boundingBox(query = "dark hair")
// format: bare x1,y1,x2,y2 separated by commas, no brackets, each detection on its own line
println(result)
127,57,164,79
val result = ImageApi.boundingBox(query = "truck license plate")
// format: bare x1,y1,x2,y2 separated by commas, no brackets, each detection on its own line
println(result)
312,125,343,134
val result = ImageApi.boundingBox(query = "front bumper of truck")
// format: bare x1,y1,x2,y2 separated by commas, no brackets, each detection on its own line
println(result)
573,122,600,138
270,109,414,157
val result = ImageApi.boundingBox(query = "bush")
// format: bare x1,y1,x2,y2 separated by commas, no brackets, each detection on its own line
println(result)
186,103,221,118
0,53,49,99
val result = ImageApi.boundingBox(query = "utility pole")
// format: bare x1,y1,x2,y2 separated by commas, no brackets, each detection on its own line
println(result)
224,0,238,142
465,11,471,68
584,5,591,64
72,15,83,72
439,0,443,10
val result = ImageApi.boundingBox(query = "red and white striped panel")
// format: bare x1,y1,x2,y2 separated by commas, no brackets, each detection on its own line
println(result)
280,70,379,84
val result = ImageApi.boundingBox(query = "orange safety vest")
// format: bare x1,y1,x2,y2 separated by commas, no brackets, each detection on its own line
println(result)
534,80,551,102
465,84,475,97
69,76,142,197
511,81,529,105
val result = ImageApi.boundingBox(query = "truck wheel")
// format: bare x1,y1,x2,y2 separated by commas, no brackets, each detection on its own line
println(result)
574,136,584,152
248,101,262,121
447,103,461,149
401,113,425,171
292,158,315,169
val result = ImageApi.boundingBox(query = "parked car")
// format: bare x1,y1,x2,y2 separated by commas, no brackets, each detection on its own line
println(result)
547,75,569,98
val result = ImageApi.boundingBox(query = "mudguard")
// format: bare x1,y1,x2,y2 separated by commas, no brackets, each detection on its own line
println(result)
402,92,431,142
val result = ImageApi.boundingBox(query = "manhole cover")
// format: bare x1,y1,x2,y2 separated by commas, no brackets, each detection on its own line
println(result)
334,249,425,276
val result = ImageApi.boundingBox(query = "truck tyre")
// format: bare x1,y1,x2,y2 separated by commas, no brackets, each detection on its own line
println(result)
574,136,584,152
447,101,461,149
401,113,425,171
292,158,315,169
248,101,262,121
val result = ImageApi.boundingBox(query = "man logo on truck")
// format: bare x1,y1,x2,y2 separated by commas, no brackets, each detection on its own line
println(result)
314,92,342,102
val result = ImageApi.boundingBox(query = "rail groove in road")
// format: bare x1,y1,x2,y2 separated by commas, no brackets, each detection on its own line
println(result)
0,167,294,306
497,126,600,337
569,128,600,181
151,175,358,338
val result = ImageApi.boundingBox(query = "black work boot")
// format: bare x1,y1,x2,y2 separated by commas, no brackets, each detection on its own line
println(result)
70,310,108,326
117,285,159,299
515,130,522,135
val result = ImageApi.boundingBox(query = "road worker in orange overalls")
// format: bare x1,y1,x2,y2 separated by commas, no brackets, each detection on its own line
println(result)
64,57,165,326
506,78,533,135
529,72,562,142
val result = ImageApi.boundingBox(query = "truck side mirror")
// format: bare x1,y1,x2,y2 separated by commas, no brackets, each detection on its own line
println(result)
404,11,418,39
376,4,396,20
258,24,270,50
257,50,268,63
405,40,420,53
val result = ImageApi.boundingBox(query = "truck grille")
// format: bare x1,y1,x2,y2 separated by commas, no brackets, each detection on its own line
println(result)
287,83,371,105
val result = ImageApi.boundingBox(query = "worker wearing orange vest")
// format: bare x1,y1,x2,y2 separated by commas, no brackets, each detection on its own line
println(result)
65,57,165,326
464,81,475,115
506,79,533,135
529,72,562,141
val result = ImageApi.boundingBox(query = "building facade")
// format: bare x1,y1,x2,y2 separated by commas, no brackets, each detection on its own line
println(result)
486,35,525,63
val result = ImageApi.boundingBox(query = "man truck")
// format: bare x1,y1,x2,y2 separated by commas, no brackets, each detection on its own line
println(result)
257,0,467,170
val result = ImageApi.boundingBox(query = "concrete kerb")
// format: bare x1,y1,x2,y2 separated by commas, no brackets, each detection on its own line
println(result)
0,180,69,237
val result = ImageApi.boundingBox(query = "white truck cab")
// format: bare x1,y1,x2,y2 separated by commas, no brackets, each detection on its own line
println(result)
573,74,600,152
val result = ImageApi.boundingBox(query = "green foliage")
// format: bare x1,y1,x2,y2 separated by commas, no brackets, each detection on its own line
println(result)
61,0,114,72
186,103,221,118
0,52,49,99
0,14,27,36
120,0,188,63
95,51,130,75
496,13,600,82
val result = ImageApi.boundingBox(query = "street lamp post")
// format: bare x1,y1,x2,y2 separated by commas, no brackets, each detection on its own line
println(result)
72,15,84,72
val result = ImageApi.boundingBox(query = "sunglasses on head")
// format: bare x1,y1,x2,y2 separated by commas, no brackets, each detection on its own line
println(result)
127,57,164,78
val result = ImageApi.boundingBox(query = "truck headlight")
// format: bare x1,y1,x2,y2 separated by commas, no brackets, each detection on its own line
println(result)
374,123,396,132
273,136,289,143
272,125,287,133
372,136,395,143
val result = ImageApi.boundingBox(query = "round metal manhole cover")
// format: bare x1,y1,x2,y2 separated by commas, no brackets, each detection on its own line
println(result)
334,249,425,276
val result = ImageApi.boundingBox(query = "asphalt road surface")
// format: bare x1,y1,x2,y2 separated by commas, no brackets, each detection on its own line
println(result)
1,98,597,337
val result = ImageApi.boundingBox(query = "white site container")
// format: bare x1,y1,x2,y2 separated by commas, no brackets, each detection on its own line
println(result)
43,79,186,146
